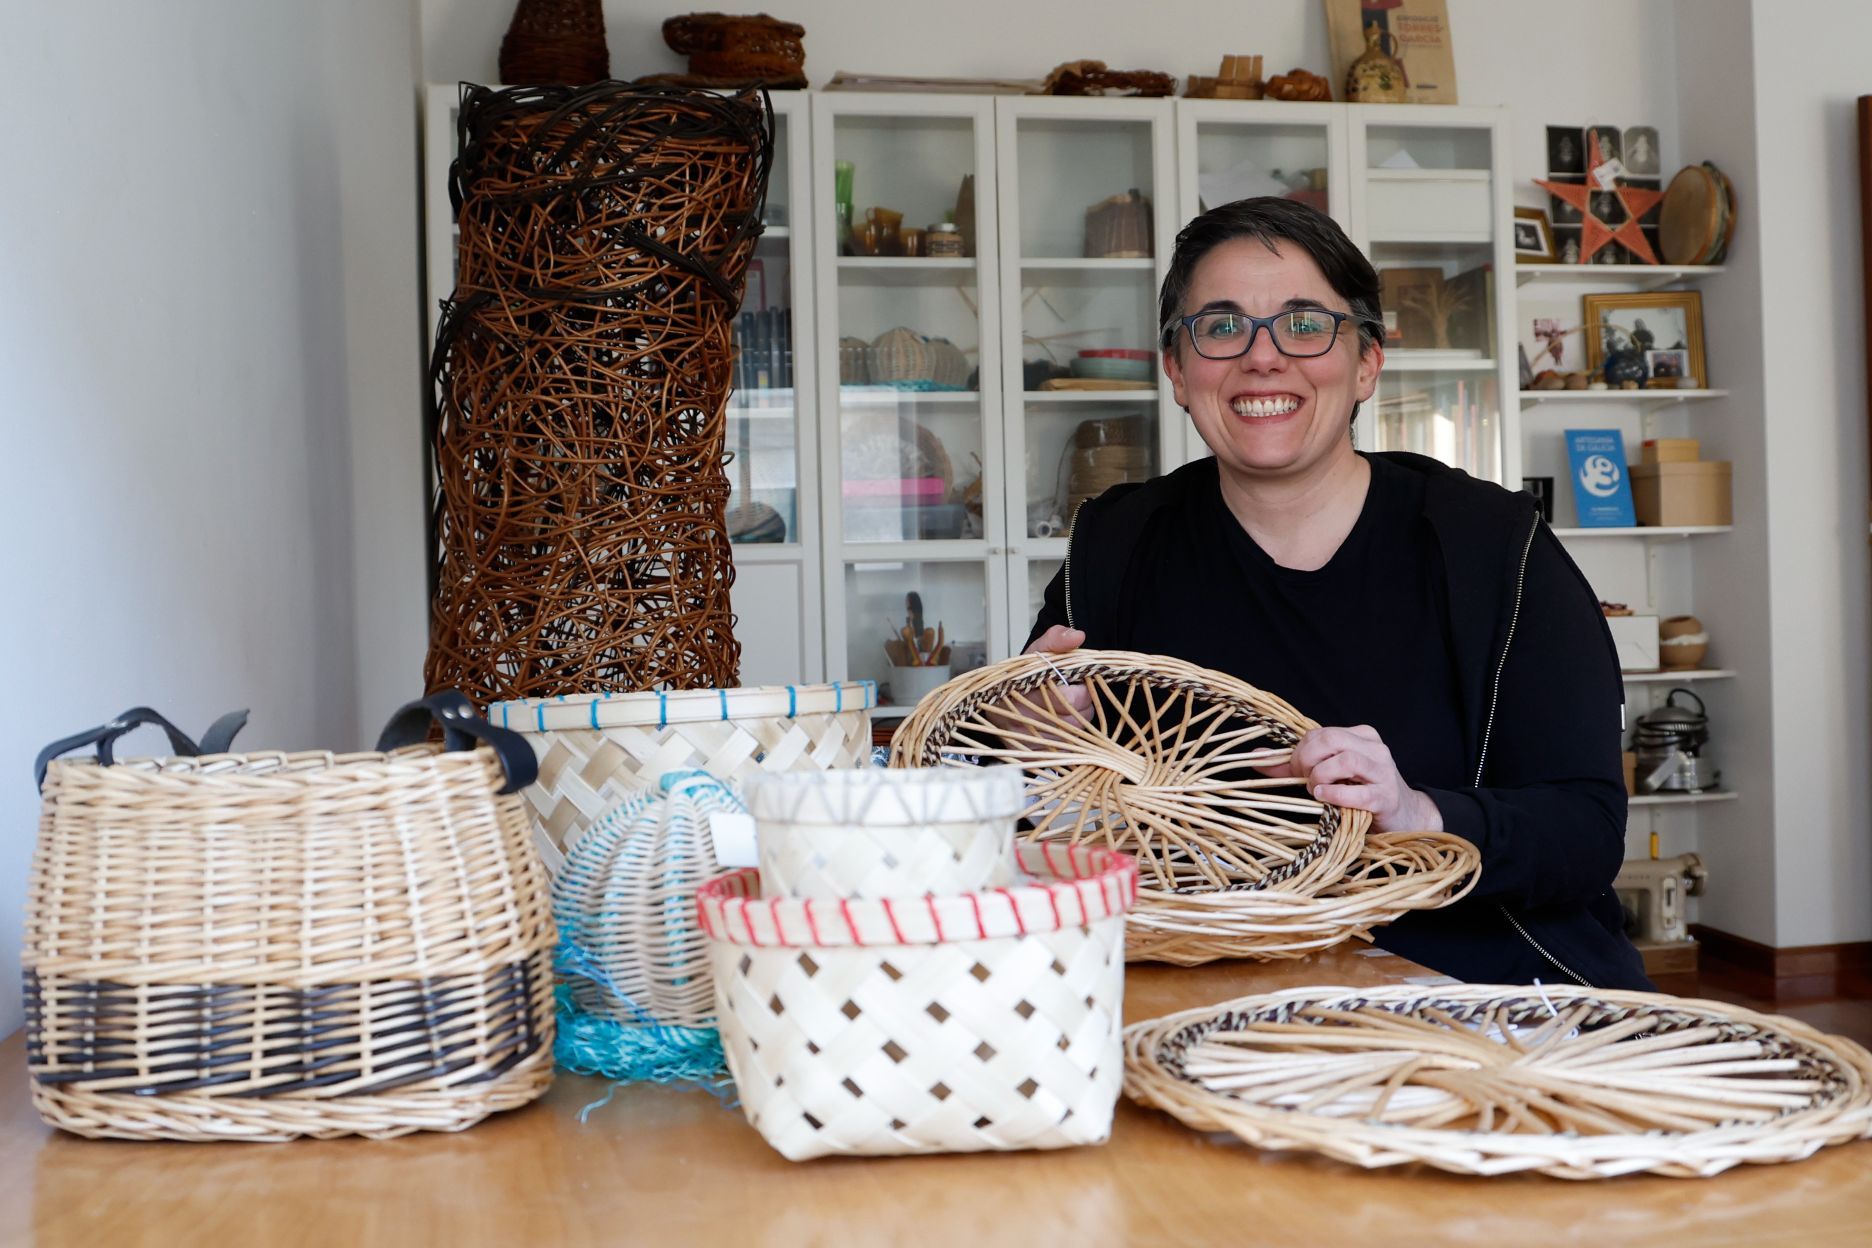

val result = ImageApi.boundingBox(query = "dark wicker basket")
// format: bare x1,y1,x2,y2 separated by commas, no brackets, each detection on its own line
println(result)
499,0,609,85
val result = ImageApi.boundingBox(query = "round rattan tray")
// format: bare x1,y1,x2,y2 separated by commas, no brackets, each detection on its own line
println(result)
1125,984,1872,1179
887,650,1478,963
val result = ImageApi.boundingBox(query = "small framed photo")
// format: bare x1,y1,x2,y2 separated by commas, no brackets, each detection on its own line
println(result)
1587,124,1622,167
1546,125,1586,175
1584,290,1707,389
1513,207,1556,263
1547,177,1585,225
1645,348,1688,380
1623,125,1661,176
1552,226,1583,265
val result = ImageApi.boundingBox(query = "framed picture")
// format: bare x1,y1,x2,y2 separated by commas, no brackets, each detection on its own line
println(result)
1645,348,1688,380
1378,266,1447,348
1513,207,1556,263
1583,290,1707,389
1624,125,1661,176
1546,126,1585,175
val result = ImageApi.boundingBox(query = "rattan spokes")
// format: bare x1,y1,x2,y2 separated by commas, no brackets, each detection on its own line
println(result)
1126,985,1872,1179
890,650,1366,896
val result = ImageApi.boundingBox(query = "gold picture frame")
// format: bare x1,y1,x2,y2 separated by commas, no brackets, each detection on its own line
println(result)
1582,290,1707,389
1513,207,1557,263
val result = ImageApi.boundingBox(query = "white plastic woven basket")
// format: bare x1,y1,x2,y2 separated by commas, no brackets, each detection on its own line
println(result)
700,842,1138,1160
747,765,1025,899
491,682,876,875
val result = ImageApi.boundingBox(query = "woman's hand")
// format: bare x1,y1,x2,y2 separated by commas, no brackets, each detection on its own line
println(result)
1019,625,1092,719
1262,725,1444,834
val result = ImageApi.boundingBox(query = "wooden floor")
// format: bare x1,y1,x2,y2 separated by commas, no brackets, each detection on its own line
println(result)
1668,959,1872,1049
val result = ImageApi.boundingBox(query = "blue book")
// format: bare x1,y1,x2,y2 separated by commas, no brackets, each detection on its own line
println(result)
1565,429,1636,527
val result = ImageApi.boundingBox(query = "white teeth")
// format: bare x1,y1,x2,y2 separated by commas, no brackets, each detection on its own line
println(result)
1230,396,1300,418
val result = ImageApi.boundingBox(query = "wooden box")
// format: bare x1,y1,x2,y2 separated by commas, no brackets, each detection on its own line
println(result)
1631,461,1732,527
1640,437,1701,465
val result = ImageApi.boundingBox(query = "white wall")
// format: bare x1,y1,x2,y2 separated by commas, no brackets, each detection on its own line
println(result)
1748,0,1872,947
0,2,423,1036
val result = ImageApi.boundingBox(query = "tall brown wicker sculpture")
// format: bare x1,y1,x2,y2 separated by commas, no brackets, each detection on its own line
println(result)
498,0,609,85
427,83,773,703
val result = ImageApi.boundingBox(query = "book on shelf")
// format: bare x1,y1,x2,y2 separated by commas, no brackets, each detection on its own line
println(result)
1564,428,1637,527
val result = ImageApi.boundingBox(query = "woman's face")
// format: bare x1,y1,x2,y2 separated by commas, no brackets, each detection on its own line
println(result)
1163,236,1383,482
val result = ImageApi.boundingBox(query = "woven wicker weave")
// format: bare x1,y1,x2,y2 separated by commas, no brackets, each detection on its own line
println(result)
492,682,876,875
748,765,1025,899
701,842,1137,1159
888,650,1478,964
26,745,556,1142
1125,985,1872,1179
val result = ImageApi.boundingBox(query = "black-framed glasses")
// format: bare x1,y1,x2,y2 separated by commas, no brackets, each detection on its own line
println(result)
1175,307,1376,360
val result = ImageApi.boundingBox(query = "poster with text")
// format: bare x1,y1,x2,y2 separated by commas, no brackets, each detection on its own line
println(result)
1325,0,1459,105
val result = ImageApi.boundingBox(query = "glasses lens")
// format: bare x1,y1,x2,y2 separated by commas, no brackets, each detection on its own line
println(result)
1188,311,1250,358
1272,309,1340,357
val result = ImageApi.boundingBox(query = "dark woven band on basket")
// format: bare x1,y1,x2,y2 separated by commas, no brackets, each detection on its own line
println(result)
25,954,551,1098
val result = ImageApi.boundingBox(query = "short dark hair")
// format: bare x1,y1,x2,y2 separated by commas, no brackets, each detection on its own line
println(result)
1157,197,1385,356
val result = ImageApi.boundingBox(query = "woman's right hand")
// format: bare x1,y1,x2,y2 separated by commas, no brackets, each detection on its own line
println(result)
1019,625,1092,720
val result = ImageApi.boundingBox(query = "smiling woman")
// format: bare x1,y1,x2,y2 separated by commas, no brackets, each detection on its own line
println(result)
1020,196,1650,993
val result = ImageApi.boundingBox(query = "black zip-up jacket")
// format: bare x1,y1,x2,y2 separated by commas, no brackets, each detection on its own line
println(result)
1032,452,1651,990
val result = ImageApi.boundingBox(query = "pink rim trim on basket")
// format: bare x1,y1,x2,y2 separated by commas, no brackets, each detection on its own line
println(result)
697,843,1138,947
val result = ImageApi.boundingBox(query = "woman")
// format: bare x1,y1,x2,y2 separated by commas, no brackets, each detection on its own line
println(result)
1026,196,1648,990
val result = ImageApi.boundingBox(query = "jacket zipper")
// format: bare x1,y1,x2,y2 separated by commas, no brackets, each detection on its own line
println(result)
1063,501,1083,631
1476,514,1592,988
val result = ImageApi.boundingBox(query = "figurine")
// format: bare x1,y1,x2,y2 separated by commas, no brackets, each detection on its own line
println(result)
1344,23,1407,104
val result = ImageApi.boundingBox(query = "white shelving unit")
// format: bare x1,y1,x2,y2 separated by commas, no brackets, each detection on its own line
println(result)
1511,258,1737,858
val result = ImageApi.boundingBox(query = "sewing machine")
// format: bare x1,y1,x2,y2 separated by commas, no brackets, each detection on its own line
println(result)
1615,853,1708,979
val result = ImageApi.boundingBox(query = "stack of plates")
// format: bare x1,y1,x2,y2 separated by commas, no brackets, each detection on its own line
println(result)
1070,349,1154,383
1658,162,1738,266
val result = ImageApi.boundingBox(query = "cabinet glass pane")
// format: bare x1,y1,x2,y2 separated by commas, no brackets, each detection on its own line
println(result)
1014,118,1155,259
1025,559,1061,634
845,559,989,711
1019,396,1157,540
833,114,983,545
1361,368,1501,483
1370,241,1497,361
728,110,800,543
1193,122,1331,214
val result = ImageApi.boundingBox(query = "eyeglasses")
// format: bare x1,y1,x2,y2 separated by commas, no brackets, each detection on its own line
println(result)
1174,307,1377,360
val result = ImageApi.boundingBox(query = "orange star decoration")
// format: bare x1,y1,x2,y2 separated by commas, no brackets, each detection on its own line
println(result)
1536,131,1665,264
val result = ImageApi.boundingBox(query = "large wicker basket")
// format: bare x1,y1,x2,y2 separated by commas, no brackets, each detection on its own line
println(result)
701,841,1138,1159
491,682,876,876
25,696,556,1142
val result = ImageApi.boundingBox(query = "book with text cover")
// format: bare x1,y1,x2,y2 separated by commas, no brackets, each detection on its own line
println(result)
1565,429,1636,527
1324,1,1459,105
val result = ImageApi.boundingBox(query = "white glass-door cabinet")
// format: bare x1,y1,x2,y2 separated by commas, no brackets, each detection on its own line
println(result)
810,94,1004,718
995,95,1178,660
1344,107,1517,487
726,90,826,686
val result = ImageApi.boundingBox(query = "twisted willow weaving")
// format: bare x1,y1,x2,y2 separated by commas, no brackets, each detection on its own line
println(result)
1124,985,1872,1179
427,82,774,703
888,651,1477,963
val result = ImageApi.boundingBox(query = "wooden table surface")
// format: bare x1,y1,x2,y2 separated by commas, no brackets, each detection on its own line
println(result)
4,946,1870,1248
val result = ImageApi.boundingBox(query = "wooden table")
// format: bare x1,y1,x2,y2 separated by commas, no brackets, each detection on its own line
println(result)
4,946,1870,1248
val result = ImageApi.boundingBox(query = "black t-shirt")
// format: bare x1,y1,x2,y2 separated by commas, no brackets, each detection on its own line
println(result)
1105,453,1467,792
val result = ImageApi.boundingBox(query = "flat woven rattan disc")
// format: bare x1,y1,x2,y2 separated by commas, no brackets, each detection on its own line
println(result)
888,650,1479,964
1125,985,1872,1180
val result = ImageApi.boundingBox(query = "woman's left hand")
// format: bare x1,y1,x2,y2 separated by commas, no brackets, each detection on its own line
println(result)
1262,725,1445,834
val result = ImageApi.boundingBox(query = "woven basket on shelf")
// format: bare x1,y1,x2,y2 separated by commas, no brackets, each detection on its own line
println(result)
1125,984,1872,1180
888,650,1478,964
1085,190,1152,258
491,682,876,876
701,842,1138,1159
25,696,555,1142
747,765,1025,900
